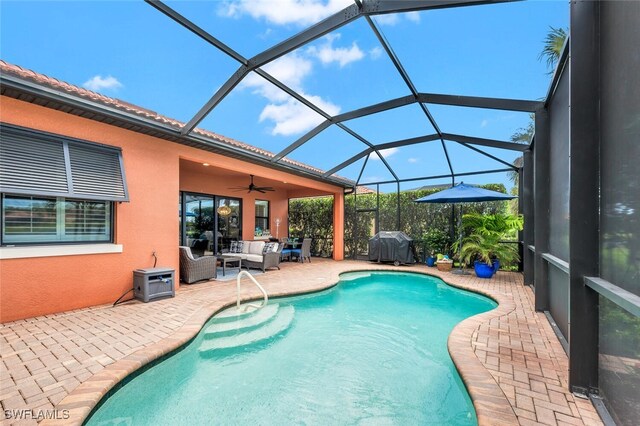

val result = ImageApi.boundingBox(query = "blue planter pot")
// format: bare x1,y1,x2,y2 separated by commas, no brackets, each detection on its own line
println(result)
426,256,437,267
492,259,500,273
474,261,495,279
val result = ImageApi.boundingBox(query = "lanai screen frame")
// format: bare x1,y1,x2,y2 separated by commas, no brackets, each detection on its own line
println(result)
146,0,543,189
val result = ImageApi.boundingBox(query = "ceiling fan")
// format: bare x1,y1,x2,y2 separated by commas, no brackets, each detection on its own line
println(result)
229,175,275,194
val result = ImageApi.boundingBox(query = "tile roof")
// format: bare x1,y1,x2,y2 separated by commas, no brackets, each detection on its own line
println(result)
355,186,376,194
0,60,348,181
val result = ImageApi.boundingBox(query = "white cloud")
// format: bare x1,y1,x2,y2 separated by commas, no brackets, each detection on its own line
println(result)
219,0,352,26
259,28,273,39
374,12,421,26
259,95,339,136
241,53,340,136
307,34,365,68
243,53,313,101
406,12,421,23
408,157,419,163
374,14,399,26
82,75,123,92
371,148,398,160
369,46,383,60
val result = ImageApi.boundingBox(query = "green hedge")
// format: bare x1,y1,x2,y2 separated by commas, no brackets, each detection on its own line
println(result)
289,184,510,258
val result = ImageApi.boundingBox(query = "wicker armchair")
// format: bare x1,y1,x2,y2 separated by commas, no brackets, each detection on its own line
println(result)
179,246,217,284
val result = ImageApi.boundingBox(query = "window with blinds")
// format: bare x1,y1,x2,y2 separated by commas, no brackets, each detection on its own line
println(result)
0,124,128,202
2,196,57,238
64,200,110,238
2,195,112,244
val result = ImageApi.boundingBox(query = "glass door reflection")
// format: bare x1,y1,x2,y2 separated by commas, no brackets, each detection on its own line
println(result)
184,194,215,257
216,198,241,253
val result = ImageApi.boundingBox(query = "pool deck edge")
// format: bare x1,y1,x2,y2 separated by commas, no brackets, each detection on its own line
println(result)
445,281,519,425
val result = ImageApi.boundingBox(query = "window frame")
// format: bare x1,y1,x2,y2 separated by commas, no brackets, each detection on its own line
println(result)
1,193,115,246
254,199,270,236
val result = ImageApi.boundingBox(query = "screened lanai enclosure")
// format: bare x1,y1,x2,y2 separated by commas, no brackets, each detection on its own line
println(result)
1,0,637,424
138,2,639,423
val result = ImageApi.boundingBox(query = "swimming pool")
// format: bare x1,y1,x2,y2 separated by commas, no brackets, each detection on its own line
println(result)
86,271,496,425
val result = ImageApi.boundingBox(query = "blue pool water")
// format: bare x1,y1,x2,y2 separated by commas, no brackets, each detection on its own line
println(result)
87,271,496,425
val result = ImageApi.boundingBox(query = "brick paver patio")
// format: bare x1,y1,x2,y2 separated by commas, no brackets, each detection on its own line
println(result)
1,259,602,425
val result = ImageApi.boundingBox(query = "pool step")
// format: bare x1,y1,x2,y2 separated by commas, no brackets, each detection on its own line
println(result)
214,303,264,323
199,305,295,356
204,304,280,339
340,272,371,281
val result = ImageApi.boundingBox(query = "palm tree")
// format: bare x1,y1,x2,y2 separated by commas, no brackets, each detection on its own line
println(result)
508,118,533,186
509,27,568,188
540,26,568,71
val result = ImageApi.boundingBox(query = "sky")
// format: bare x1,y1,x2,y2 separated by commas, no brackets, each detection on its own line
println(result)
0,0,568,191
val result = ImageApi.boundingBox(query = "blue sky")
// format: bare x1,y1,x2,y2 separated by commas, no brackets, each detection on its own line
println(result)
1,0,568,190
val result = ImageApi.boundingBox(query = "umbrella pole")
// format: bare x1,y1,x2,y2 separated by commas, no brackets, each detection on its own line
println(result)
452,204,470,275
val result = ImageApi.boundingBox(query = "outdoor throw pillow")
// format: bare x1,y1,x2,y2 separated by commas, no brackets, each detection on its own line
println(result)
263,242,276,255
230,241,244,253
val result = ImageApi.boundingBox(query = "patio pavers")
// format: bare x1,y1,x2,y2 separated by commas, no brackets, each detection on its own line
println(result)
0,259,601,425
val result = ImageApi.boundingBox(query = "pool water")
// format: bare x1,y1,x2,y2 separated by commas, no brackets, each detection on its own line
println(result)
87,271,496,425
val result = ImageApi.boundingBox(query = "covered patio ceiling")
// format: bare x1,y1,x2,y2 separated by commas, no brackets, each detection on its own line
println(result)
179,158,335,196
146,0,546,188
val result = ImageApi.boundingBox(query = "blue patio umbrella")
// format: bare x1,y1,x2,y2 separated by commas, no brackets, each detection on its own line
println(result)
414,182,516,274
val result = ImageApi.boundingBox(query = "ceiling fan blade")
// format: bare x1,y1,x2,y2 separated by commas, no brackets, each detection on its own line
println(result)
255,189,267,193
256,187,275,192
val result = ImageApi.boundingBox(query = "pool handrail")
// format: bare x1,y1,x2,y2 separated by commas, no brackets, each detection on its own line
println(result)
236,270,268,312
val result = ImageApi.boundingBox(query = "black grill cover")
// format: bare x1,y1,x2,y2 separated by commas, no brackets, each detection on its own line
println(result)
368,231,416,264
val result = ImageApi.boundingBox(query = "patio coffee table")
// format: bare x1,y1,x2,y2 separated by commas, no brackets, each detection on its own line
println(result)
219,255,242,277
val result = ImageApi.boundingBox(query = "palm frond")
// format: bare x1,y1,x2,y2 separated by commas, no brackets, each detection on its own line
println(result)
539,26,568,70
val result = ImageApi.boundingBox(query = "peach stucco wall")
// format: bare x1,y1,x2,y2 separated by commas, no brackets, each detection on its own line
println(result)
0,96,344,322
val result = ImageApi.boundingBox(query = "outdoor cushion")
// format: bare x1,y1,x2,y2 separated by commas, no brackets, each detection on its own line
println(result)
241,242,251,254
249,241,265,255
245,254,264,263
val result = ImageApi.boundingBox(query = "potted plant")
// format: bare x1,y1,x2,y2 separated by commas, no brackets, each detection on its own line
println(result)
458,233,519,278
426,251,437,267
423,229,452,268
457,213,523,278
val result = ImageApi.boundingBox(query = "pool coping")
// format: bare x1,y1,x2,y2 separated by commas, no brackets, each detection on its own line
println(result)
42,266,517,426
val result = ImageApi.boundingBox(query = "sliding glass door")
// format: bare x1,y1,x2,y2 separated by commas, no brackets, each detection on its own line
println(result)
180,192,242,255
183,194,214,257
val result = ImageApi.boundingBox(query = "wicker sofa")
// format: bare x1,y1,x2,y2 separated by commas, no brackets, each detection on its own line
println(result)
179,246,217,283
222,240,282,272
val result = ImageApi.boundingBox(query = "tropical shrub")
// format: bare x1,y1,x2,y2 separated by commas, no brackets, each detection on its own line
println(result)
288,196,334,257
456,213,524,266
422,228,452,256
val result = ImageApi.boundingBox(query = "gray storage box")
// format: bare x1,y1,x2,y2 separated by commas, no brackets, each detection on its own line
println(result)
133,267,175,302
